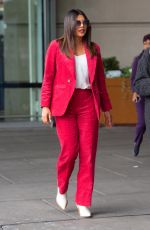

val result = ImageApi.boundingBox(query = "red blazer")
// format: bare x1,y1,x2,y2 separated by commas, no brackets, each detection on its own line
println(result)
41,40,112,119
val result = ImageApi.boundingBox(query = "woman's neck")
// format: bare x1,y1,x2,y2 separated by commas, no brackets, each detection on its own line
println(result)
74,38,85,56
75,37,83,45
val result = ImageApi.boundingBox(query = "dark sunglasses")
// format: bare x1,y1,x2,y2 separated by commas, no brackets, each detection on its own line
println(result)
75,19,89,27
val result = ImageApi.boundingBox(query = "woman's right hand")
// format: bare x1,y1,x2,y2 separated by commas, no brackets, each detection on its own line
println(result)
42,107,51,124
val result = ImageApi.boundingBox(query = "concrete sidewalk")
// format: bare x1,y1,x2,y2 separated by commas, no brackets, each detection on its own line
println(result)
0,122,150,229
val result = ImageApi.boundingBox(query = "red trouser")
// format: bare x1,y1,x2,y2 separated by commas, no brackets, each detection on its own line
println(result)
55,89,99,206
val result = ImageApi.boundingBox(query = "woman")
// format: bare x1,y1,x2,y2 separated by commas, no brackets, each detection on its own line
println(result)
41,9,112,218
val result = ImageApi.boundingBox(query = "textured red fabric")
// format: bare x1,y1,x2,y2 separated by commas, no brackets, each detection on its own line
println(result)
41,40,112,119
55,89,99,206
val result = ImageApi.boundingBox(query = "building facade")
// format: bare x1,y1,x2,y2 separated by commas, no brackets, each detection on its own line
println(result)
56,0,150,67
0,0,149,121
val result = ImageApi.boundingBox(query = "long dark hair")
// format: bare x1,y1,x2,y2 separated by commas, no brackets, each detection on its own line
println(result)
57,9,97,57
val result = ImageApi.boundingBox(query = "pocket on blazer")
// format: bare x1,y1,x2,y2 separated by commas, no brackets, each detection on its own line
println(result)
55,84,66,89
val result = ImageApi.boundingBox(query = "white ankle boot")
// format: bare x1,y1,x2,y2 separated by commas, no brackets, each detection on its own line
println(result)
56,188,68,210
76,204,91,217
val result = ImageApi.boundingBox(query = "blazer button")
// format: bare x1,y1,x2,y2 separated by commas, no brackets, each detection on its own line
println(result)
67,79,71,83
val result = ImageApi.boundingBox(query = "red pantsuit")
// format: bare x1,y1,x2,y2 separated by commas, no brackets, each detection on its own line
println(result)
56,89,99,206
41,40,112,207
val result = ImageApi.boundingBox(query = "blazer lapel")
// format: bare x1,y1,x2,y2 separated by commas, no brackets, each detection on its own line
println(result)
85,45,97,84
62,52,76,80
60,45,97,82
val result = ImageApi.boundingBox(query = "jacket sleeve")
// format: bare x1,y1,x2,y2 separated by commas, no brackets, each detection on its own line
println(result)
134,49,150,96
40,40,57,108
131,57,138,91
96,44,112,112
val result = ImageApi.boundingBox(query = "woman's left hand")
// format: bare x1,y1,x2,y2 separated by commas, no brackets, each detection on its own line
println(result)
103,111,112,128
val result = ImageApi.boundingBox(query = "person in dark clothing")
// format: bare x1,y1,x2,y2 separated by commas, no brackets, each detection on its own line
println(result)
131,34,150,156
134,47,150,141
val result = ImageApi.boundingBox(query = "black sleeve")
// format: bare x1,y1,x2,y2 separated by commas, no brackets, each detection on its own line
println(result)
134,48,150,96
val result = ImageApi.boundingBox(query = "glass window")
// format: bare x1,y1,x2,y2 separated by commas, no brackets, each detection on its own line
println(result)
0,0,43,120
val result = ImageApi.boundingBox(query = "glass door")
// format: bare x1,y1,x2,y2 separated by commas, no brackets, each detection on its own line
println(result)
0,0,43,120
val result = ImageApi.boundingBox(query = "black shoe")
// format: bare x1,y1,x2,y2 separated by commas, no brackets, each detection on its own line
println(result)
133,144,140,157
